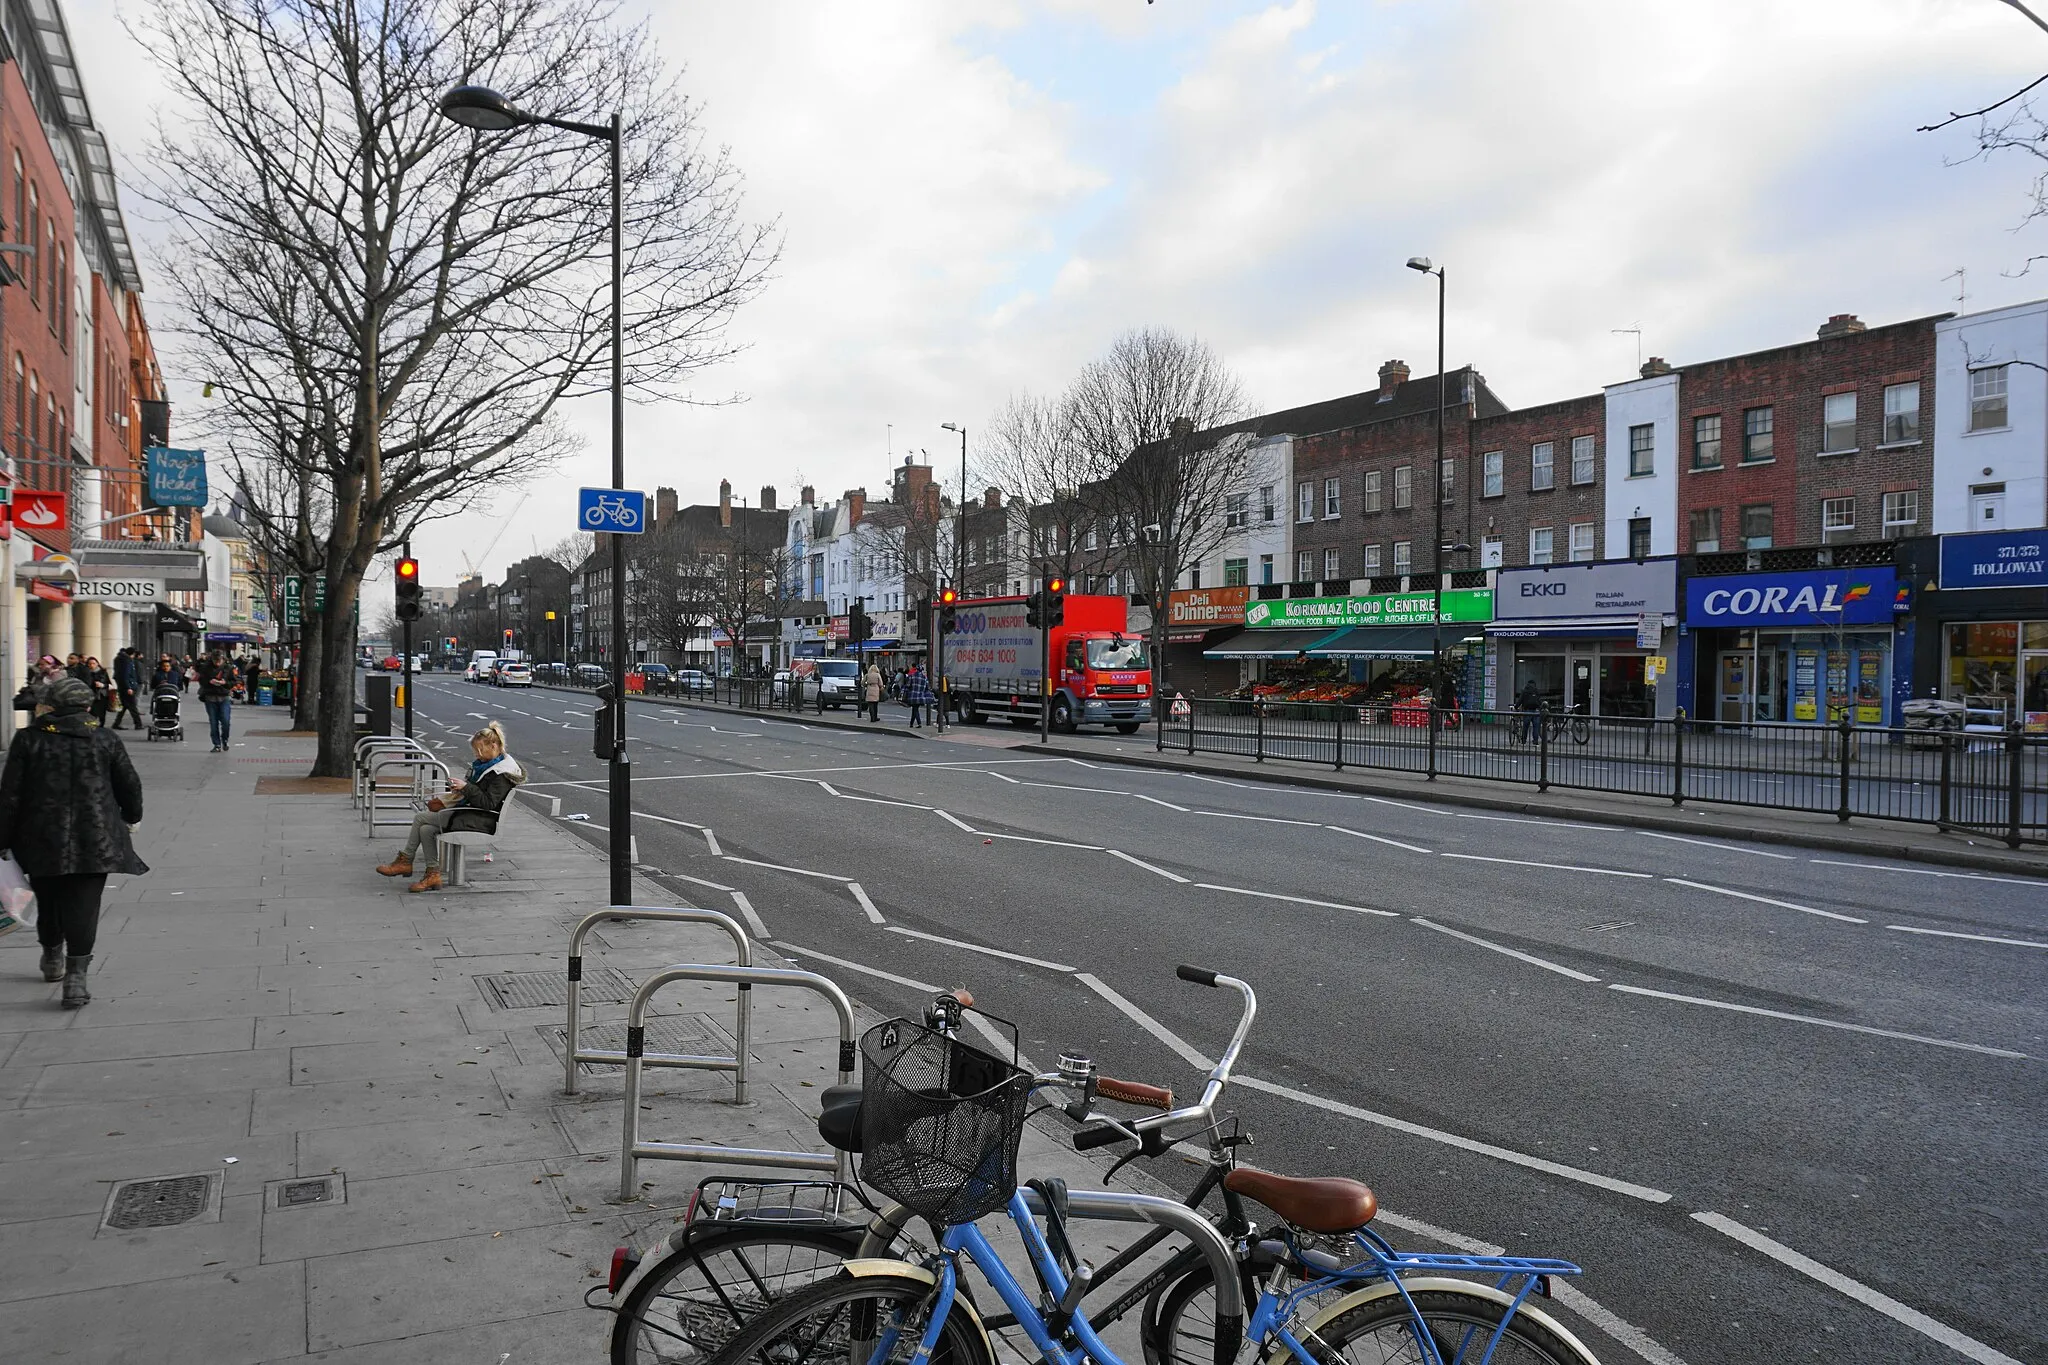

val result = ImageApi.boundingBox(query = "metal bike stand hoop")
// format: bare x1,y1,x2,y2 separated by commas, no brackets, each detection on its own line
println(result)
563,906,754,1100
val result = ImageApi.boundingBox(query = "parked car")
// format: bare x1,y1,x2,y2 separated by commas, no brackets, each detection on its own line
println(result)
813,657,860,709
575,663,607,685
496,660,533,687
379,655,402,671
772,669,794,699
675,668,710,696
637,663,672,694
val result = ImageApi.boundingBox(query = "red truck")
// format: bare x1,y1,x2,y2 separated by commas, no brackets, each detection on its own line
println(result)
939,593,1153,733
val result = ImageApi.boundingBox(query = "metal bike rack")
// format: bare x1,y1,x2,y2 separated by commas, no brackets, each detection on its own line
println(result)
619,964,855,1200
562,906,754,1099
353,737,430,805
362,754,451,834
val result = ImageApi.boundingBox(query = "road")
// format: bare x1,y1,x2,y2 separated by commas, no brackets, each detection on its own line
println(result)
405,677,2047,1365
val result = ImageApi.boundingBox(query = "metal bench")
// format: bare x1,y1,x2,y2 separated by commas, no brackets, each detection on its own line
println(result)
434,830,497,886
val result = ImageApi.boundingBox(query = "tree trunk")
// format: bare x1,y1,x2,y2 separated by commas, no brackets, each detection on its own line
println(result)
294,622,324,732
311,572,363,777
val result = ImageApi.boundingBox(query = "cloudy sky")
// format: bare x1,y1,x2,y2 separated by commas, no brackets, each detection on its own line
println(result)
69,0,2048,583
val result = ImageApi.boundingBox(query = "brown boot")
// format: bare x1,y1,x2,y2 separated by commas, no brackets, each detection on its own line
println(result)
407,868,443,893
376,854,414,878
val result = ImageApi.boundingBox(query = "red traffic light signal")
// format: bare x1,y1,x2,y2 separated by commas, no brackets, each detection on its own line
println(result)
394,557,423,621
1047,577,1065,595
939,587,958,606
396,557,419,581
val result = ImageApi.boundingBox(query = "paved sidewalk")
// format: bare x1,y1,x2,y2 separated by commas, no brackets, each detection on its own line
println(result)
0,719,1141,1364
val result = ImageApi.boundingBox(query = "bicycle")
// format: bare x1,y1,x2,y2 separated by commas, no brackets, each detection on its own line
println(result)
1514,704,1590,747
586,494,640,529
703,965,1602,1365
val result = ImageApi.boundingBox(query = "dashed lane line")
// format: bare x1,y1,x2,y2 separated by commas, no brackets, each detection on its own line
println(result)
934,810,976,833
722,855,851,884
1690,1213,2024,1365
1663,878,1866,924
1073,972,1213,1071
635,811,708,831
1444,854,1652,878
729,891,770,939
774,941,940,993
1323,824,1432,854
1132,793,1190,812
885,925,1075,972
1106,849,1190,883
702,830,723,856
1192,810,1322,827
979,832,1105,850
847,883,886,925
1411,918,1601,983
1808,859,2047,887
1638,831,1796,859
660,870,736,894
1190,883,1400,918
1607,985,2026,1060
1885,924,2048,950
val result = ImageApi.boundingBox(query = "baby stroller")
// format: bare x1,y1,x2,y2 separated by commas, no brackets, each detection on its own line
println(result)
148,687,185,742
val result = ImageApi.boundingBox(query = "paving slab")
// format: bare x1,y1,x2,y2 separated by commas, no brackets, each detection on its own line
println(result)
6,1017,258,1068
0,1262,308,1364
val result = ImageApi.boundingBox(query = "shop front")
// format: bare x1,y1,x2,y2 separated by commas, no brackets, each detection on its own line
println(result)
1918,529,2048,731
1207,587,1492,705
1165,586,1250,695
1486,560,1678,719
1682,565,1907,727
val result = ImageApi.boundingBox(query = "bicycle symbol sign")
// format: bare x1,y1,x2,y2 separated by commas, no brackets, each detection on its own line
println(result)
577,487,647,534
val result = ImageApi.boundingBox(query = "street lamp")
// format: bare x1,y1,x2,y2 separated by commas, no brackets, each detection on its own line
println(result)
1407,255,1450,710
440,83,633,906
939,421,968,732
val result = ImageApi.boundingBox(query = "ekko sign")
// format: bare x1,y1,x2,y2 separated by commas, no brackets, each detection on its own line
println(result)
1684,567,1904,628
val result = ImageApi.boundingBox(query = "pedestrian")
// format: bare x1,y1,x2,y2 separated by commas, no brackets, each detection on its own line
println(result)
64,652,86,684
902,664,934,729
243,653,261,702
83,656,112,726
0,675,148,1008
862,659,883,722
150,653,182,694
196,649,237,751
112,649,142,730
1516,677,1542,743
376,721,525,893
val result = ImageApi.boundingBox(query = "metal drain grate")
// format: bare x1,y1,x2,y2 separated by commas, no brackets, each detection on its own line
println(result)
101,1173,220,1232
545,1012,736,1071
272,1173,346,1208
477,965,638,1010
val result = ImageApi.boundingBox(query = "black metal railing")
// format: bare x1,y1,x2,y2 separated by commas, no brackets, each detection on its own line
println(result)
1159,699,2046,847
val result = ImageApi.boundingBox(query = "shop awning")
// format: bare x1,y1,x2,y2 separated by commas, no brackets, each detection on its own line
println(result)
1307,625,1446,659
1203,627,1347,659
156,603,203,631
1486,616,1645,640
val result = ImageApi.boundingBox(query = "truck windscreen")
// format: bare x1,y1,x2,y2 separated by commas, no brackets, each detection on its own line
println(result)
1087,638,1149,670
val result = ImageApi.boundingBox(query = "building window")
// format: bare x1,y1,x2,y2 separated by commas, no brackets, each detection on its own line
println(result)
1223,557,1248,587
1689,507,1721,553
1692,414,1722,470
1393,464,1413,509
1362,543,1382,575
1362,470,1382,512
1881,490,1919,537
1571,435,1597,485
1740,503,1774,549
24,184,35,305
1969,366,2008,431
1393,540,1412,574
1530,442,1555,491
1324,476,1341,519
1482,450,1503,498
1323,547,1341,580
1821,496,1857,542
1440,458,1454,504
1628,423,1655,477
1259,553,1274,584
1083,525,1098,551
1296,550,1313,582
1628,518,1651,560
1742,406,1774,462
9,152,19,242
1821,392,1857,453
1297,481,1314,521
1260,485,1276,522
1570,522,1598,561
1529,527,1554,565
1881,383,1920,444
1225,492,1248,529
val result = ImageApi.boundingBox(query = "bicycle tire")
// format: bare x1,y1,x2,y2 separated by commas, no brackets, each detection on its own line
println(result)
1147,1259,1345,1365
609,1222,864,1365
704,1270,995,1365
1569,717,1590,745
1303,1286,1596,1365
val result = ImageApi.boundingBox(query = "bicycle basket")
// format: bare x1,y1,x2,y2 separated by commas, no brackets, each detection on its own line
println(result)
857,1018,1032,1225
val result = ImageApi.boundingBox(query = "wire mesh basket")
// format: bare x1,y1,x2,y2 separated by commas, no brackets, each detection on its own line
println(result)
857,1018,1033,1225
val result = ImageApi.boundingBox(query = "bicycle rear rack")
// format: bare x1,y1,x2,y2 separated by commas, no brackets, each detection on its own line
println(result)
562,906,754,1100
619,963,855,1201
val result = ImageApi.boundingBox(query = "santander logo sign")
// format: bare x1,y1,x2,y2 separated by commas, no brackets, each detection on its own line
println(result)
10,489,65,533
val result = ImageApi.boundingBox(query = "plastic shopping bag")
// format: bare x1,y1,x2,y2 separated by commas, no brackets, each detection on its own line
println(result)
0,853,34,928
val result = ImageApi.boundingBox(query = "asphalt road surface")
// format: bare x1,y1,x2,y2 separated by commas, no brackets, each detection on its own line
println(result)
404,678,2046,1365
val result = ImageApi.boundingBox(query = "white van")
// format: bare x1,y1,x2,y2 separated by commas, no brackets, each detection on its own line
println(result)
466,650,498,683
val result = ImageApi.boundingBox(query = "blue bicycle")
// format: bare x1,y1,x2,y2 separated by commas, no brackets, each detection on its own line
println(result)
703,966,1603,1365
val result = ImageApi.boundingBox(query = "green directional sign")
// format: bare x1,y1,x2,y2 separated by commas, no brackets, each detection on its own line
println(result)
283,577,301,626
1243,587,1493,629
285,575,331,626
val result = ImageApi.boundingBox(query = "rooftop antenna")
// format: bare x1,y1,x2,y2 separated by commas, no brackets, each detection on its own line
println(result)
1943,268,1967,310
1612,325,1643,371
886,423,893,461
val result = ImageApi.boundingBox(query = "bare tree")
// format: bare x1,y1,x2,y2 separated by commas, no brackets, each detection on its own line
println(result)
144,0,776,775
626,523,713,666
980,391,1100,588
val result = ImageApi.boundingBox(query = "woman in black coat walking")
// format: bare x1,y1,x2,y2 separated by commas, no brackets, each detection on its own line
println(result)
0,676,147,1007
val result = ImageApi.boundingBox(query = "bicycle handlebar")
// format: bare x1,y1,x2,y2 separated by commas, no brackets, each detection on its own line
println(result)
1095,1076,1173,1110
1068,966,1257,1153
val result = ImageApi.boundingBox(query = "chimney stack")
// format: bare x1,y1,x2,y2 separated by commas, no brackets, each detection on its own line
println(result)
719,479,732,527
1170,416,1195,440
1378,359,1410,397
845,489,866,527
759,485,777,511
800,485,815,507
1817,313,1866,339
984,486,1002,509
1639,357,1673,378
655,487,678,526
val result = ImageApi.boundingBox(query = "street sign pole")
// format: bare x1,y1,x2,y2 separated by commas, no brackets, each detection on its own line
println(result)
401,542,414,740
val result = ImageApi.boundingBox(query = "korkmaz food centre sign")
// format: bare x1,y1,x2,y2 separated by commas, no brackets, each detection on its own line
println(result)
1245,588,1492,629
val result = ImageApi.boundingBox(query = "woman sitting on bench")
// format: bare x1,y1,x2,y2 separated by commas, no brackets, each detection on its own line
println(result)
377,721,525,892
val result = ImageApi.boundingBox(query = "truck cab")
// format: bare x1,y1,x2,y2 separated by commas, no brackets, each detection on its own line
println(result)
1052,631,1151,732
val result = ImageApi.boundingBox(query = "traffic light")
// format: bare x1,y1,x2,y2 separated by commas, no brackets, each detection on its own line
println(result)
394,557,421,621
1025,589,1043,629
503,628,514,644
938,587,958,634
446,637,458,650
1045,576,1066,628
848,600,869,646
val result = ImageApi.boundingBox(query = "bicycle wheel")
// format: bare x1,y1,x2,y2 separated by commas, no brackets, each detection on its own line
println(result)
1147,1261,1342,1365
610,1223,863,1365
1569,716,1590,745
1303,1286,1595,1365
707,1270,995,1365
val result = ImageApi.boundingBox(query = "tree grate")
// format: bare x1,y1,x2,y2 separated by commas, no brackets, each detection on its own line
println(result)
544,1012,736,1071
102,1174,219,1232
477,965,638,1010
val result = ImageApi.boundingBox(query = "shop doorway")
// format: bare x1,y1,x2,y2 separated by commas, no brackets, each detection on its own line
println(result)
1717,648,1781,724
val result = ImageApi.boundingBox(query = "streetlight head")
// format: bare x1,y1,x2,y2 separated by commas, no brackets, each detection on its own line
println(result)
1406,257,1434,274
439,85,528,131
940,422,960,433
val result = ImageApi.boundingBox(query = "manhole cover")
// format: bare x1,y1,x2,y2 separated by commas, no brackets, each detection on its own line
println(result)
477,966,638,1010
272,1174,346,1208
101,1173,220,1232
545,1013,736,1072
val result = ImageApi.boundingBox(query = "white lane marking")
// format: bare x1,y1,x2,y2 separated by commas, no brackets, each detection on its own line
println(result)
1690,1213,2024,1365
1410,918,1601,983
775,941,939,993
1075,973,1213,1071
847,883,886,925
1183,774,1256,790
1809,859,2047,887
838,793,932,810
1061,758,1099,769
1444,854,1650,878
636,811,708,831
1106,849,1189,883
1193,810,1321,827
886,925,1075,972
703,829,723,856
723,855,852,884
987,771,1022,784
1192,883,1400,918
934,809,976,833
1324,825,1432,854
1886,924,2048,950
963,1009,1035,1073
1638,831,1796,859
979,832,1105,850
1664,878,1867,924
729,891,770,939
1020,780,1128,795
519,779,607,790
1450,812,1608,830
1132,794,1189,811
1236,1074,1671,1204
662,870,737,894
627,757,1069,783
1355,793,1446,814
1607,985,2026,1059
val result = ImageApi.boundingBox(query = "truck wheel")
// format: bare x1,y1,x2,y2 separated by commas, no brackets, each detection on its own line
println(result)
1114,722,1140,735
963,699,989,725
1052,696,1077,734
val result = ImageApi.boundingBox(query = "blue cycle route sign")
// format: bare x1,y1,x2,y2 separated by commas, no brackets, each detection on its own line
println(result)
577,487,647,534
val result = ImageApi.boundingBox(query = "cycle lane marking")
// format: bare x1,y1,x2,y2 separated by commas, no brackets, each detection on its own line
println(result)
1073,972,1213,1071
886,925,1074,972
1885,924,2048,949
1606,985,2025,1059
774,940,939,993
1410,918,1601,983
1106,850,1189,883
1444,854,1651,878
848,883,886,925
1323,824,1432,854
728,891,770,939
1662,878,1865,924
1637,831,1796,859
1690,1213,2024,1365
1190,884,1400,917
1808,859,2047,887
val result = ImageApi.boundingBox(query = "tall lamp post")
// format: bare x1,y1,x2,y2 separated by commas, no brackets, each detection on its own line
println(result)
938,422,968,731
1406,256,1449,710
441,84,632,906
